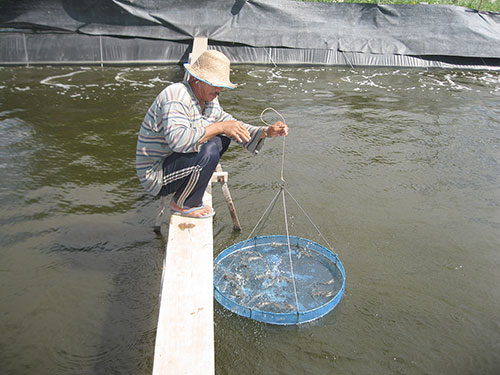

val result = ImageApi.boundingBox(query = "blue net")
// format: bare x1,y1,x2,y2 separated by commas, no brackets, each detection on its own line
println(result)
214,235,345,325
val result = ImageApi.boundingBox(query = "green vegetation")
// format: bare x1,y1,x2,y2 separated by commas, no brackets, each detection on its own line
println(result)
299,0,500,12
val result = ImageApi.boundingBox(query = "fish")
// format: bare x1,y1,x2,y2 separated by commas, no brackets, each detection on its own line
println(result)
247,255,263,262
276,275,292,284
234,263,251,278
244,250,263,259
223,273,246,288
222,277,245,298
223,273,240,283
297,246,313,258
245,292,266,306
253,264,272,279
262,277,277,289
255,272,270,280
310,278,337,299
318,278,335,286
311,289,336,299
255,301,296,312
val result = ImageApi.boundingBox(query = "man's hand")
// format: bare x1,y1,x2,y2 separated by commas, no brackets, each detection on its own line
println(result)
220,120,251,143
200,120,251,145
265,121,289,137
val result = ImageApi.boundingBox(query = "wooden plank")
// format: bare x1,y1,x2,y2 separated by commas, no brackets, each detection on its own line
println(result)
190,37,208,63
184,37,209,82
152,186,214,375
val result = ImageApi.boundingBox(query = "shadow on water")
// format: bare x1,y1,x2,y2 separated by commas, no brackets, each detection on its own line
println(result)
88,233,165,375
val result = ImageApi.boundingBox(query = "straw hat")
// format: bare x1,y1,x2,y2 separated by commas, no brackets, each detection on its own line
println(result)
184,50,236,89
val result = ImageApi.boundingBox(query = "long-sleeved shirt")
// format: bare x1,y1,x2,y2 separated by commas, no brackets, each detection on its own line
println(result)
136,81,265,195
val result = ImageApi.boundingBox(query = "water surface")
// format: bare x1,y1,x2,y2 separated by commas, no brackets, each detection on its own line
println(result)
0,65,499,375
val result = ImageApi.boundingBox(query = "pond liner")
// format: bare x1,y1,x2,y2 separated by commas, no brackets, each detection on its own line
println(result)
1,1,499,68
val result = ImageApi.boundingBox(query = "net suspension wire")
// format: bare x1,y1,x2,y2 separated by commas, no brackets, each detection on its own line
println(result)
216,108,338,317
259,107,300,312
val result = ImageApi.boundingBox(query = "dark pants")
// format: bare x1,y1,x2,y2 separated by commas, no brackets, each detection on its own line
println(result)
159,135,231,208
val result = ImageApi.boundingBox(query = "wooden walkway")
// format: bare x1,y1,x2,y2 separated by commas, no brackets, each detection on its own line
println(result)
152,185,215,375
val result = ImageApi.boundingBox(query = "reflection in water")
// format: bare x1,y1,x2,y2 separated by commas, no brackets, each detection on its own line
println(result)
0,65,499,374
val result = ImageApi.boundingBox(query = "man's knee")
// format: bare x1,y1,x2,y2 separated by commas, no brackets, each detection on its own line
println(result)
219,135,231,155
199,137,225,166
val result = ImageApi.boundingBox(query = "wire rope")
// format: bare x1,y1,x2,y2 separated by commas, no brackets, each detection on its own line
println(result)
281,186,301,313
260,107,333,252
214,188,281,288
260,107,300,313
284,187,335,255
260,107,286,182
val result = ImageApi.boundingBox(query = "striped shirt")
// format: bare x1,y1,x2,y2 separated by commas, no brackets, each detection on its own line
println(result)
136,81,265,195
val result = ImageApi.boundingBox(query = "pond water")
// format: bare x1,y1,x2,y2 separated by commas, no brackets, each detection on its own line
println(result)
0,64,499,375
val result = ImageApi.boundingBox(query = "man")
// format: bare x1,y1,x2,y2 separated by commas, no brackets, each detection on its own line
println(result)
136,50,288,218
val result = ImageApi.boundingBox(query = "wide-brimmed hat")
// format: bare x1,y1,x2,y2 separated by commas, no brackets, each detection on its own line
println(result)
184,50,236,89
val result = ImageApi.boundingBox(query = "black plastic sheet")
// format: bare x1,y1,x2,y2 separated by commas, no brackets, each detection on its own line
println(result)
1,0,499,67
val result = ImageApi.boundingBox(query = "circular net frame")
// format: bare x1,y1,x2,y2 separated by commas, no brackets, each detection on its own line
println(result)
214,235,345,325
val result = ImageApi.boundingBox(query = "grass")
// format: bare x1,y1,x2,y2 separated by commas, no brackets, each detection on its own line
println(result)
298,0,500,12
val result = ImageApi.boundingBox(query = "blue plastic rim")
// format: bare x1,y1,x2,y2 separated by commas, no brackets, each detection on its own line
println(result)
214,235,346,325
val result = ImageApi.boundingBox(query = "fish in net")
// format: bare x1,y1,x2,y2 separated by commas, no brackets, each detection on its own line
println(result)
214,235,345,325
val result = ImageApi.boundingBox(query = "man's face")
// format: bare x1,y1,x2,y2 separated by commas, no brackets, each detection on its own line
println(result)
198,81,223,102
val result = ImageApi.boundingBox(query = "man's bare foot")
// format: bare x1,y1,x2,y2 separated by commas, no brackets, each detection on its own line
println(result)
170,200,214,218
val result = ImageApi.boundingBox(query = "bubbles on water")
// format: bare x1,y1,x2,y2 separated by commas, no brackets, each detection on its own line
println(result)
35,66,176,100
41,70,86,90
